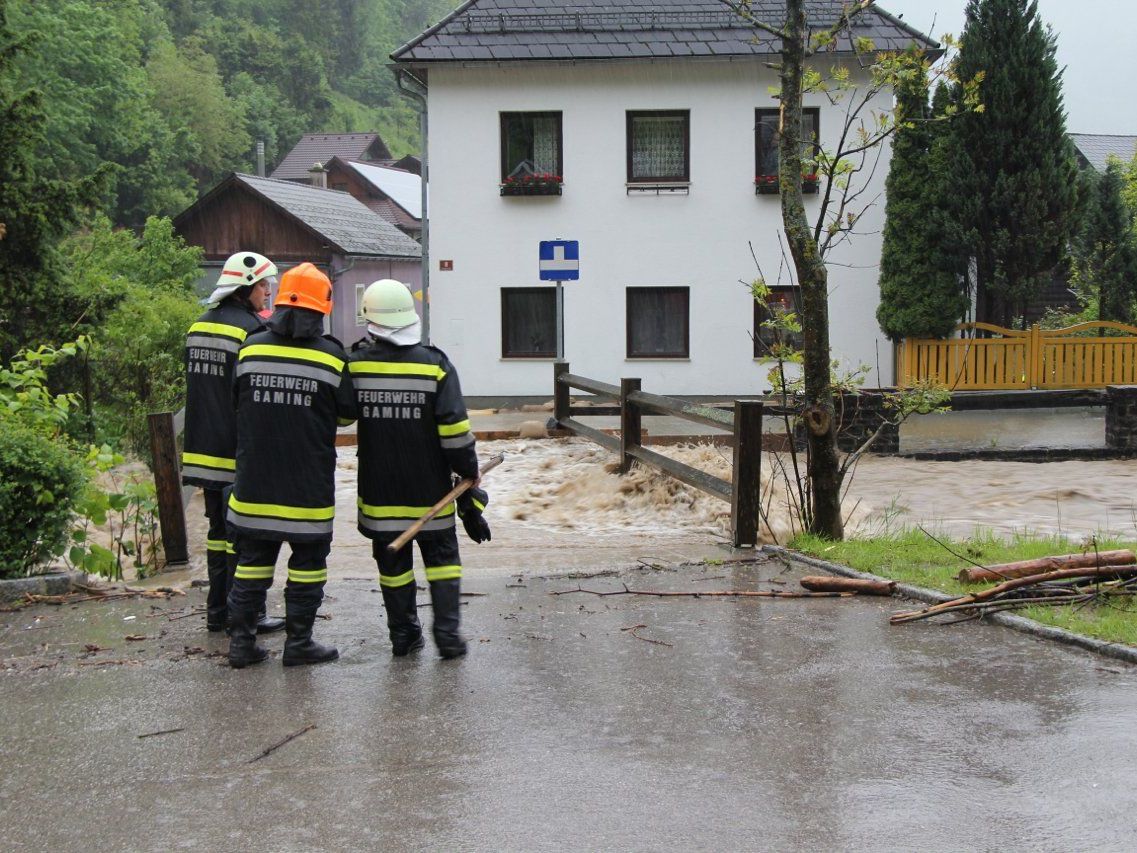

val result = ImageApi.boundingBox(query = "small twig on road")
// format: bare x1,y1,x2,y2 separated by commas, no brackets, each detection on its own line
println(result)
621,624,673,647
137,727,186,740
167,608,207,622
248,723,316,764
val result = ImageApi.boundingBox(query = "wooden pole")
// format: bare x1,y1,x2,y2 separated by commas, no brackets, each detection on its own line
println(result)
147,412,188,566
553,361,570,426
731,400,763,548
619,377,641,474
800,576,895,596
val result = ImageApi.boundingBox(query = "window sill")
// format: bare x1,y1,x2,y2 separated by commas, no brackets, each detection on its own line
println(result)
625,356,691,361
626,182,690,196
500,356,557,361
755,180,820,196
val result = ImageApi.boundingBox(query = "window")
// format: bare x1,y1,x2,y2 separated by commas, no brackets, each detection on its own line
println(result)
755,108,820,183
355,283,367,326
500,112,563,182
627,287,689,358
627,110,690,183
502,288,557,358
754,286,802,357
330,180,349,192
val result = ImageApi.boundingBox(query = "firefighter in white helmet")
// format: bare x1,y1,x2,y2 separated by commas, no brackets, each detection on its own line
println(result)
348,279,490,659
182,252,284,635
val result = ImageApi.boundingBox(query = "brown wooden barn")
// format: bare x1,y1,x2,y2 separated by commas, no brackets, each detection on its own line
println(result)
174,173,422,347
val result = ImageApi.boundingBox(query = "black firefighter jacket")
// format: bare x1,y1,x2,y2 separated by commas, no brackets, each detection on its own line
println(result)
347,337,478,539
227,318,355,542
181,300,264,489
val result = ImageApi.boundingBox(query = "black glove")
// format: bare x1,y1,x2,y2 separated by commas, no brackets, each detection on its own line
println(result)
457,486,491,543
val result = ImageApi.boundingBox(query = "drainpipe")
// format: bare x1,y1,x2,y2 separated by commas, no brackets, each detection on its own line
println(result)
396,67,430,344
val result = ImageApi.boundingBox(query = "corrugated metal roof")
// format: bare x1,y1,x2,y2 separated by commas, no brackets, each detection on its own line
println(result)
348,162,424,219
237,174,421,258
392,0,935,64
272,133,391,181
1070,134,1137,173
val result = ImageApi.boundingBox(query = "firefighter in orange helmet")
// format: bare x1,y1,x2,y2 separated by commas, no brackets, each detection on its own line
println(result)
225,263,355,668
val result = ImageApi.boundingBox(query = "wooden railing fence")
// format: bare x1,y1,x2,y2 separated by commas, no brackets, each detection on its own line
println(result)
899,321,1137,391
553,363,764,547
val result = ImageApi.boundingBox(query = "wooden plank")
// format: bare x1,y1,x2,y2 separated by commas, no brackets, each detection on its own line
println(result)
627,389,735,431
563,373,620,398
553,362,570,424
559,417,621,452
148,412,188,566
625,444,731,500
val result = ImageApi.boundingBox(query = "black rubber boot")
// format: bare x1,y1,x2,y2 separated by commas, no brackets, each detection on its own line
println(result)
429,579,467,660
256,612,286,634
205,551,229,632
282,612,339,667
227,610,268,669
382,584,424,656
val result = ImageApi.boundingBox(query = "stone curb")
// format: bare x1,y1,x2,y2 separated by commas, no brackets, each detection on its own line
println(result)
763,545,1137,667
0,571,82,603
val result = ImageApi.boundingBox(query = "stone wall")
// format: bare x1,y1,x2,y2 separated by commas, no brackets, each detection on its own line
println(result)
1106,385,1137,451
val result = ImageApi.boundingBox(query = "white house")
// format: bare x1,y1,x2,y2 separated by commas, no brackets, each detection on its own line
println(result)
392,1,936,398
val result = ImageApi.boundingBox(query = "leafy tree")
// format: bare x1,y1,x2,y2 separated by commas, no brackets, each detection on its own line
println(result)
944,0,1078,327
877,58,969,341
61,216,202,454
0,0,105,359
1071,163,1137,324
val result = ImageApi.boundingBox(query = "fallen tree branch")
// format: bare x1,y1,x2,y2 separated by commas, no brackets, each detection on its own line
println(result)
891,566,1137,624
621,624,674,647
137,727,186,739
551,583,853,599
248,723,316,764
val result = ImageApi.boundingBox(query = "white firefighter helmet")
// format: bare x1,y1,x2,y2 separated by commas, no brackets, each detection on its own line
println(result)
361,279,418,329
205,252,278,305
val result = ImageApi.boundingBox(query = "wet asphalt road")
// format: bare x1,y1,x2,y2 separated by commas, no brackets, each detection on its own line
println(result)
2,554,1137,852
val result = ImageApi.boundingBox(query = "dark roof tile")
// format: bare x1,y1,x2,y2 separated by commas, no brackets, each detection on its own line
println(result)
392,0,936,64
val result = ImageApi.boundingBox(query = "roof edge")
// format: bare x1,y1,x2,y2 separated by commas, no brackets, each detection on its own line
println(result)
233,172,349,255
871,6,939,52
391,0,481,61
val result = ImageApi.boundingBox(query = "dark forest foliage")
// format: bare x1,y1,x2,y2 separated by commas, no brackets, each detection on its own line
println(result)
6,0,454,226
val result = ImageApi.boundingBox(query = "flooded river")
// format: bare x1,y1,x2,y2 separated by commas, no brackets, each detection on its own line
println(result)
331,438,1137,549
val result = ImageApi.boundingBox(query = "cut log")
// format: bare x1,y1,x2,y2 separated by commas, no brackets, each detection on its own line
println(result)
956,550,1136,584
799,576,896,596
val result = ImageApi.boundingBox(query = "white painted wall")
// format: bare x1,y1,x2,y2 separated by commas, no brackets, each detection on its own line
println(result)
426,60,894,397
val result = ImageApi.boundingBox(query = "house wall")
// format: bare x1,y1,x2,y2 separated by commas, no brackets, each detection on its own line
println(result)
425,60,894,397
329,256,423,348
175,186,328,263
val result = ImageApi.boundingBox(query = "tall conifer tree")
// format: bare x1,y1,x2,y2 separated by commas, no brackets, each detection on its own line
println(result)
1075,163,1137,324
948,0,1078,326
877,65,968,340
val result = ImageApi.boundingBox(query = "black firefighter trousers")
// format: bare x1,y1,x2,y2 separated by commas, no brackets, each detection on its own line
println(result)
227,538,330,619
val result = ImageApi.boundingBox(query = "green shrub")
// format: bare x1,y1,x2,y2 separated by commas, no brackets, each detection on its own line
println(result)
0,420,85,578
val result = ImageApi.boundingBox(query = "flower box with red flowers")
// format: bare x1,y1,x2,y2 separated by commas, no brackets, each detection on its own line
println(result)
802,172,820,194
754,174,780,195
500,173,563,196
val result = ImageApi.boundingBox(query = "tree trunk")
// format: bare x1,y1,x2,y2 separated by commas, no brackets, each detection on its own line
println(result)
780,0,843,539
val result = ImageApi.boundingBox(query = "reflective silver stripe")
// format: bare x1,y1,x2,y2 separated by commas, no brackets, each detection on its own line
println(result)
236,361,340,386
187,335,241,354
357,513,456,533
227,511,334,537
440,433,474,449
181,465,236,484
352,377,436,393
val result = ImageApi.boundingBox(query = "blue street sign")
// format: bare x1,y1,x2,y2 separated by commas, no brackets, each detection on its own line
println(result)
539,240,580,281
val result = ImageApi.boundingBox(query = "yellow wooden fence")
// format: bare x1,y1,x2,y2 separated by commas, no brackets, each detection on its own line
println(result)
898,321,1137,390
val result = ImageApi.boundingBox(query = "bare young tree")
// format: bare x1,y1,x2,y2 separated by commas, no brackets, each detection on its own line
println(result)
726,0,972,539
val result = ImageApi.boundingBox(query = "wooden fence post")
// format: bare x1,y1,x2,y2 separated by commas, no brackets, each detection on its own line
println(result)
619,377,641,474
553,361,570,426
731,400,763,548
148,412,188,566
